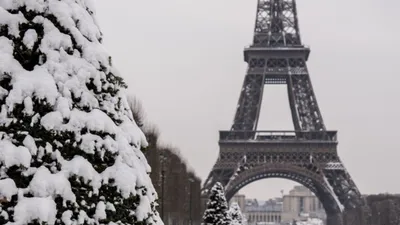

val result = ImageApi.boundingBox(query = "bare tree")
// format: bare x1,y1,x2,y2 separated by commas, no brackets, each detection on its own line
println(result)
151,145,202,225
127,95,146,128
127,95,202,225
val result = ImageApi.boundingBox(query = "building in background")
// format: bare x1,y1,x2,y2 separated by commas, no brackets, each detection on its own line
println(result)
230,194,246,211
245,198,283,224
281,186,326,222
230,185,326,225
230,195,283,225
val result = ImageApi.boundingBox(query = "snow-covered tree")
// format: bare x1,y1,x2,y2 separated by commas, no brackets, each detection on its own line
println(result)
241,215,248,225
0,1,161,225
229,202,243,225
203,182,231,225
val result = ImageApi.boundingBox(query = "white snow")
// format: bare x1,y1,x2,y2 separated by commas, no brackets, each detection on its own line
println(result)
79,133,104,154
60,154,102,191
0,140,31,168
94,201,106,220
0,210,9,220
229,201,243,225
78,210,89,224
9,196,57,225
23,135,37,155
106,202,116,211
0,7,27,37
0,178,17,200
102,157,143,198
41,109,118,134
323,176,344,212
136,195,152,221
0,0,161,224
0,87,8,101
297,218,324,225
22,29,38,49
26,166,76,202
61,210,73,225
23,96,34,116
6,67,59,112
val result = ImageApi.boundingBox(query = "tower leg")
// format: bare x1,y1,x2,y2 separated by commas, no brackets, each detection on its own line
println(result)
326,212,343,225
290,75,325,131
231,74,265,131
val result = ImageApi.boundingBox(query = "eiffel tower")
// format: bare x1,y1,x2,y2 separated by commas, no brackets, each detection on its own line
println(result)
202,1,370,225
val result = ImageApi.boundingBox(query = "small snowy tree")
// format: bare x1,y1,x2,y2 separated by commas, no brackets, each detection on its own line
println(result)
203,182,231,225
229,202,243,225
242,215,248,225
0,1,161,225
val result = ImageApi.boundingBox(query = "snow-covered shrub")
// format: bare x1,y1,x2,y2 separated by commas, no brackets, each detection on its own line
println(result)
228,202,243,225
203,182,231,225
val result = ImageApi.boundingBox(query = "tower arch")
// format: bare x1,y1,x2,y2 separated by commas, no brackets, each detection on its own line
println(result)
224,164,342,223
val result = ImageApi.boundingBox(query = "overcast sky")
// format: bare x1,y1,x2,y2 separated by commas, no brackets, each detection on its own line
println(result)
95,0,400,200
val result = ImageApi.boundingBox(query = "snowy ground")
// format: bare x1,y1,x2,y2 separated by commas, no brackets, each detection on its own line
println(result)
248,218,324,225
296,218,324,225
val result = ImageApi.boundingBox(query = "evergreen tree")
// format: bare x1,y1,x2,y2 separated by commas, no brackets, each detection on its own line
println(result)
203,182,231,225
0,1,161,225
229,202,243,225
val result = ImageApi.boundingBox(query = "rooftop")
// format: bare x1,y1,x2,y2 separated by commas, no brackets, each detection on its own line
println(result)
245,198,283,212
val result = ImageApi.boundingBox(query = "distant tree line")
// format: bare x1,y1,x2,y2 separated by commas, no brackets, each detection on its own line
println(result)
365,194,400,225
343,194,400,225
129,97,202,225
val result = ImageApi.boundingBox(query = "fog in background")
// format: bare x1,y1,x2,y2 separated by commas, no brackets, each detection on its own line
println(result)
95,0,400,199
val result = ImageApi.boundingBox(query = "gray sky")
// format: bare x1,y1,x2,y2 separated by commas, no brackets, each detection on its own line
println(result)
95,0,400,199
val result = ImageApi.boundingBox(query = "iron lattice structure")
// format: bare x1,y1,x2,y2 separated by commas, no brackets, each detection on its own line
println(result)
202,1,370,225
